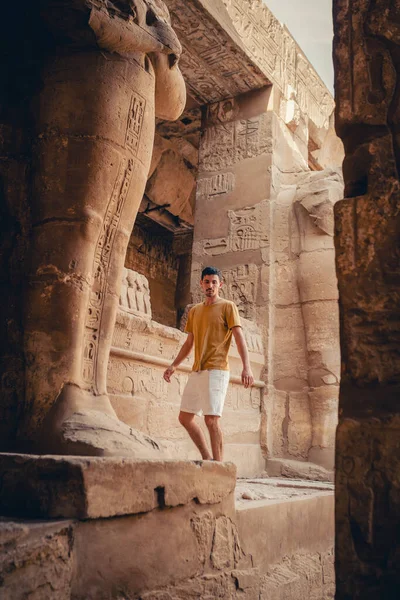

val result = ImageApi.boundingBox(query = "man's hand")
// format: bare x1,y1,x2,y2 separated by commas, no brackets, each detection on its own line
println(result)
163,365,175,383
241,367,254,389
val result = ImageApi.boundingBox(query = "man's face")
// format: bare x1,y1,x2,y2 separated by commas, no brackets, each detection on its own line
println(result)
200,274,222,298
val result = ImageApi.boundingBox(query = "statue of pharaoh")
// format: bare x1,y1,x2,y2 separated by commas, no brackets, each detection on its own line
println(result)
0,0,186,456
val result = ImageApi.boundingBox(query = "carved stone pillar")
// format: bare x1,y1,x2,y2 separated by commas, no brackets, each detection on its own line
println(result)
334,0,400,595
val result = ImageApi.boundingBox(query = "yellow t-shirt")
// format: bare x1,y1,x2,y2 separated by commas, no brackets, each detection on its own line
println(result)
185,298,241,371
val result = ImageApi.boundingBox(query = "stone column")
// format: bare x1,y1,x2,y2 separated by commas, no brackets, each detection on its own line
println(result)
334,0,400,595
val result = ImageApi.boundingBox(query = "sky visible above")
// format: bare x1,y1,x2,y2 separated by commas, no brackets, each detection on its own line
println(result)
263,0,334,94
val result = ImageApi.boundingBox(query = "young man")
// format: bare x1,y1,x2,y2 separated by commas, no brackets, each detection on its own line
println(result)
163,266,254,461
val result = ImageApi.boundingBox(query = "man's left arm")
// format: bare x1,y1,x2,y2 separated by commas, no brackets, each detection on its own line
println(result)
232,326,254,389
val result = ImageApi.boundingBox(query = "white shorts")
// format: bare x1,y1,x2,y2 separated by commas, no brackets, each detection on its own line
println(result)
180,370,230,417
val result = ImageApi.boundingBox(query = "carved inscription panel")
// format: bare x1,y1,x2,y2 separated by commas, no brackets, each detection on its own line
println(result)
83,157,135,388
165,0,267,103
220,0,334,128
125,93,146,155
197,173,235,200
194,201,269,257
199,113,271,172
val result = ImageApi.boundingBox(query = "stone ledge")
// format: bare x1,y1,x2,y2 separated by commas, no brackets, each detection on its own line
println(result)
0,453,236,520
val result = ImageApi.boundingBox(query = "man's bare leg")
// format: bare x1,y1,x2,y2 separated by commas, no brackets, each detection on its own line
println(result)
205,415,223,461
179,411,212,460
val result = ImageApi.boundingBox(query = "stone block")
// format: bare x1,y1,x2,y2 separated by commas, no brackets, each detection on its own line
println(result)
146,149,196,225
146,399,188,441
224,383,262,411
302,302,340,369
221,410,261,444
272,202,291,255
71,498,238,599
308,386,339,449
0,454,236,519
223,444,265,478
237,492,334,571
272,114,309,174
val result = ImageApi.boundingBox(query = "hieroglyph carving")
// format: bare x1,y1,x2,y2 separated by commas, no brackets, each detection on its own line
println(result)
83,158,135,387
222,265,259,320
196,173,235,200
196,201,269,257
199,113,271,172
219,0,334,128
242,326,263,355
164,0,266,103
125,93,146,154
229,202,269,252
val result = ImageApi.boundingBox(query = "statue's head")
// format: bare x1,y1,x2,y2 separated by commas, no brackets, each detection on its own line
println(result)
89,0,187,120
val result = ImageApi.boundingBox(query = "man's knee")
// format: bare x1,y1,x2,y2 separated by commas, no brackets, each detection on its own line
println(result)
179,411,193,428
205,415,220,430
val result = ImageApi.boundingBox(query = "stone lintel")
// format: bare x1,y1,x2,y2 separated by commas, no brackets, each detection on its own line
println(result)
0,454,236,520
164,0,334,129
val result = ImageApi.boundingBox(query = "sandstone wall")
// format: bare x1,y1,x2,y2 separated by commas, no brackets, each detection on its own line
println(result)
333,0,400,596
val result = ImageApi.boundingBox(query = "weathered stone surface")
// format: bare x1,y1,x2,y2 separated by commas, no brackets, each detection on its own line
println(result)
334,0,400,595
71,497,240,599
211,515,243,570
269,168,342,470
266,458,334,483
0,520,74,600
0,454,236,519
0,475,335,600
237,492,334,570
287,391,312,459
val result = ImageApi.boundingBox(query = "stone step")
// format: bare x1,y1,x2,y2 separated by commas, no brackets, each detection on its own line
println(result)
0,453,236,520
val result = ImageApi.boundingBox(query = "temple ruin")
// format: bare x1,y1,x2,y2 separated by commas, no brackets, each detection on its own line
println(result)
1,0,398,597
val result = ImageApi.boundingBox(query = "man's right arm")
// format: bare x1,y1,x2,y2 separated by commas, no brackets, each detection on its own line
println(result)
163,332,194,383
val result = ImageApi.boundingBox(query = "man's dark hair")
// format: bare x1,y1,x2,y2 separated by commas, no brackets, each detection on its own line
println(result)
201,266,223,281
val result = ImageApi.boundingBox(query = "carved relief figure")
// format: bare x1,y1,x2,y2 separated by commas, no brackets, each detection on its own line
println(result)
293,169,343,469
120,268,130,309
1,0,186,455
121,269,152,318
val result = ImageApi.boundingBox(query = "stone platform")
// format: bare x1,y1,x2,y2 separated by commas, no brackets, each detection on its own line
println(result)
0,454,334,599
0,453,236,519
